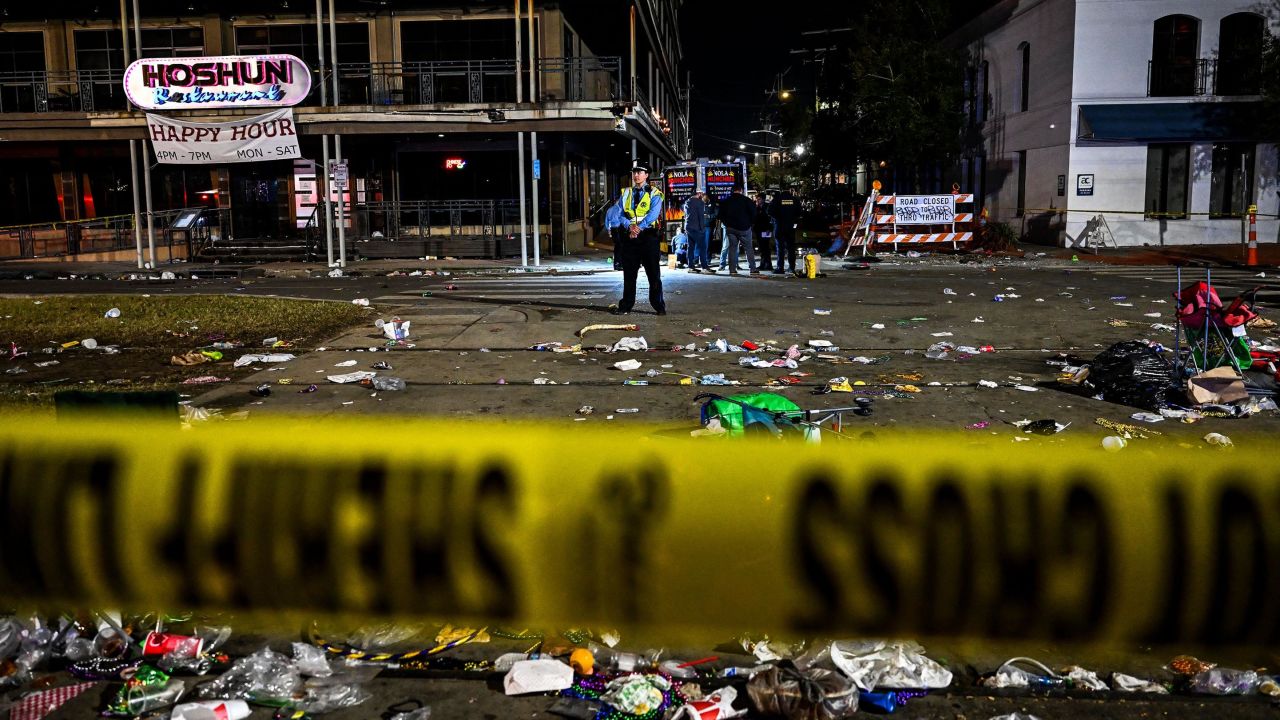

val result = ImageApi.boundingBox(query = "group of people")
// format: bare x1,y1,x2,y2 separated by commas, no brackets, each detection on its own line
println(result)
681,184,801,276
602,163,803,316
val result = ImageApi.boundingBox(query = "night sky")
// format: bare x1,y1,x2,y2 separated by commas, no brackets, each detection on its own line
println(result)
678,0,1004,159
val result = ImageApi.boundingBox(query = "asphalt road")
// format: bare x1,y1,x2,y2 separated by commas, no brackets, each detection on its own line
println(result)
3,253,1279,719
9,253,1275,442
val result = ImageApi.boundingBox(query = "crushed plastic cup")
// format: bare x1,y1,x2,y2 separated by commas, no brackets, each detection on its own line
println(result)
1102,436,1127,452
171,700,251,720
81,338,98,350
1203,432,1233,448
370,377,406,391
103,307,121,318
351,298,369,306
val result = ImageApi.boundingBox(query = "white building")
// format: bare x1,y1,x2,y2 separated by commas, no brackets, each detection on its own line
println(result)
953,0,1278,248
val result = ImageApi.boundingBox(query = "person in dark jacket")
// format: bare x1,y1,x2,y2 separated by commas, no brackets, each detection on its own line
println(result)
770,186,800,275
683,190,710,272
717,182,757,275
753,193,774,272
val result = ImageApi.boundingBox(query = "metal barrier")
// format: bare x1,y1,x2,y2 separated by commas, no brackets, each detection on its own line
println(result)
342,199,542,259
0,207,216,260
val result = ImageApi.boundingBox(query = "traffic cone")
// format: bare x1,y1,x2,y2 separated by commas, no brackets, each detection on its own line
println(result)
1246,209,1259,267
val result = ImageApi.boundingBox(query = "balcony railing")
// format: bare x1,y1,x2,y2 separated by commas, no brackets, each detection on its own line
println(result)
1148,59,1209,97
335,56,620,106
0,56,625,113
0,69,126,112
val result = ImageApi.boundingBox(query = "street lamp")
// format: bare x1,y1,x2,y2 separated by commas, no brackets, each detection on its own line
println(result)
738,143,746,150
794,144,806,156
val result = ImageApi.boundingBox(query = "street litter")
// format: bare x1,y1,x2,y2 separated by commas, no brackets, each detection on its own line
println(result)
171,700,250,720
1111,672,1168,693
1203,432,1233,448
328,371,377,384
363,376,406,391
1130,411,1164,423
747,661,857,719
103,307,121,318
1102,436,1128,451
181,376,230,384
982,657,1063,689
977,379,997,388
614,359,642,371
351,297,368,305
334,360,358,367
829,640,952,691
1015,419,1069,434
383,319,411,340
577,323,639,339
871,323,885,329
611,336,648,352
813,308,832,316
233,353,295,368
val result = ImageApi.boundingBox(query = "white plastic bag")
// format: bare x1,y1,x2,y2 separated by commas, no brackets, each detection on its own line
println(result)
828,640,952,691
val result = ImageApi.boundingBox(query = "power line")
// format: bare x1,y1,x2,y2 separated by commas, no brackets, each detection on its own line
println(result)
690,128,785,150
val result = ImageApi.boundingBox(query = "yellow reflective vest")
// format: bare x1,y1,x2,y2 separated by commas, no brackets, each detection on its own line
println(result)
621,185,661,225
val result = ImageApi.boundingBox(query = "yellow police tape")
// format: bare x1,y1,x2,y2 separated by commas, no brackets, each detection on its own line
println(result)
1,418,1276,646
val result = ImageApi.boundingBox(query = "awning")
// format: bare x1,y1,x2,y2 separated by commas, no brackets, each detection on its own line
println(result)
1077,102,1265,144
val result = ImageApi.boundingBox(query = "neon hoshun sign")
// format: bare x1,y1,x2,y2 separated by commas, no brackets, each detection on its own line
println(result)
124,54,311,110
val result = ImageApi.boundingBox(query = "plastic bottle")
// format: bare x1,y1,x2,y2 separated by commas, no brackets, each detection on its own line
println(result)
125,679,186,714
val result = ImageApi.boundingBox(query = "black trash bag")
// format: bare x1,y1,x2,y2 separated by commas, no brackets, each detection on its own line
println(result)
1071,341,1180,411
747,660,858,720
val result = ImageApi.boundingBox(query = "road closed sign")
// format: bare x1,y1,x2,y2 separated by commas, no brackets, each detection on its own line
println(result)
894,195,956,224
147,108,300,164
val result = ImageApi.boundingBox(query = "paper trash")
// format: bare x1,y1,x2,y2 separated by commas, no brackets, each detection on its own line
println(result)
503,659,573,695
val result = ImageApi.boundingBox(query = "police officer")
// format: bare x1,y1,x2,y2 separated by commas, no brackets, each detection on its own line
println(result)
770,185,800,275
610,164,666,315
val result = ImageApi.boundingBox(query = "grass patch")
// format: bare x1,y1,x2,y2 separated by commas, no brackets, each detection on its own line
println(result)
1,294,368,411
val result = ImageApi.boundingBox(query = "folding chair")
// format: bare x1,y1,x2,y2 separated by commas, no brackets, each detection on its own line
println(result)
1173,269,1258,377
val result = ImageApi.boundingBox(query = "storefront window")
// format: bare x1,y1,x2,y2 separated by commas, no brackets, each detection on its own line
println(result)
1209,143,1255,218
139,28,205,59
1145,144,1189,219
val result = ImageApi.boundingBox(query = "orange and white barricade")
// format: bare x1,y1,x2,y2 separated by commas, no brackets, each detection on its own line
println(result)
870,193,975,252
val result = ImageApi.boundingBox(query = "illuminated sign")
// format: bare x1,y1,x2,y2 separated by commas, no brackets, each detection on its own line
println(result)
147,108,300,164
124,54,312,110
444,158,468,170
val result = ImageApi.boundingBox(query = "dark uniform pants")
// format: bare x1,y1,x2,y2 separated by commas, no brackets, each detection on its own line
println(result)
617,228,664,313
775,226,797,273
